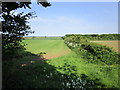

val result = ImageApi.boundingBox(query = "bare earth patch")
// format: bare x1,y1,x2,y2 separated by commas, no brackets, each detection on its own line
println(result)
20,50,71,67
43,50,71,59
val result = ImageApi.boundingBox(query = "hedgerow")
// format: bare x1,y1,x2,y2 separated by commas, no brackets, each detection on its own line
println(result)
63,34,120,65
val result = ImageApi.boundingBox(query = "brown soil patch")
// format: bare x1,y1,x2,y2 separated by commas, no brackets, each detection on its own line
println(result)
91,40,120,53
20,50,71,67
43,50,71,59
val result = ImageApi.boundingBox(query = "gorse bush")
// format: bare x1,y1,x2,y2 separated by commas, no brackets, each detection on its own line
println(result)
63,34,120,65
63,35,88,49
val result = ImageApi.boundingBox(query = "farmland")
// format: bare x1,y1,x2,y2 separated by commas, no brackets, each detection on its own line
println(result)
3,36,120,88
24,39,71,59
91,40,120,53
2,2,120,89
24,38,119,88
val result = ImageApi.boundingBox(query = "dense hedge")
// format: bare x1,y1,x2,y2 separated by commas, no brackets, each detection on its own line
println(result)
63,34,120,65
77,42,119,65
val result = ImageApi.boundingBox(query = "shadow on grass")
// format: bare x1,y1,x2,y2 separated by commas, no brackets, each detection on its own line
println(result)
3,50,108,89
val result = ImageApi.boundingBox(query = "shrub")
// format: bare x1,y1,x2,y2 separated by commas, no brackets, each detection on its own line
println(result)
79,42,119,65
63,35,120,65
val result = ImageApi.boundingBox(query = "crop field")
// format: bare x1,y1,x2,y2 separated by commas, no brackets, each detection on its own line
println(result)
25,36,62,40
91,40,120,53
24,39,71,59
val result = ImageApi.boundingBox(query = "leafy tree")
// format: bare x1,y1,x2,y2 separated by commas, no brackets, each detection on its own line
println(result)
1,1,51,60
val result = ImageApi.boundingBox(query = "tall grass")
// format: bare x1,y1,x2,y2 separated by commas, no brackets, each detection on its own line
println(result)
47,51,119,88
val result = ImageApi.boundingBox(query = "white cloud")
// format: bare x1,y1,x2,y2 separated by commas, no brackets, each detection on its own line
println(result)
30,16,83,25
29,16,94,35
28,15,118,36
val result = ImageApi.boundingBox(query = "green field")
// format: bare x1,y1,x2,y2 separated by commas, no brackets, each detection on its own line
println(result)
25,36,62,40
47,52,119,88
23,39,119,88
3,38,119,88
24,39,71,59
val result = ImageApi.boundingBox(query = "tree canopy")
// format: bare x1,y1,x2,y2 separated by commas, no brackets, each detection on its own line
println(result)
1,1,51,60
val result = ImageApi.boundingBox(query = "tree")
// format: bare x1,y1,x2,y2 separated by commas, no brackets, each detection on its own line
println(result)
1,1,51,60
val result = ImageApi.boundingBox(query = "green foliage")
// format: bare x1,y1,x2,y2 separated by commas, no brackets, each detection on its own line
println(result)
63,34,120,40
3,51,107,88
63,34,88,49
3,39,119,88
2,2,51,14
1,1,51,60
48,52,119,88
2,12,35,60
78,42,119,65
56,63,106,88
63,34,120,65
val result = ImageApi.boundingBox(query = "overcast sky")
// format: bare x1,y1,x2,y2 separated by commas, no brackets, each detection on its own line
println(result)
15,2,118,36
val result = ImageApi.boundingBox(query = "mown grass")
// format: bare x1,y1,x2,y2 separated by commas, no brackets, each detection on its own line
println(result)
25,36,62,40
24,39,70,55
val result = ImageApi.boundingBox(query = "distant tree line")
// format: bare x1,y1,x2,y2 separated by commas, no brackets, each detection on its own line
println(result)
62,34,120,40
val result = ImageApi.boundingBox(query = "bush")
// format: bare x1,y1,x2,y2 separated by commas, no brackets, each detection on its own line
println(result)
76,42,119,65
63,35,120,65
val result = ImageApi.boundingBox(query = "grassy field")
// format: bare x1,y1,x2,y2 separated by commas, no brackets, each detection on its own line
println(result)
47,52,119,88
3,38,119,88
24,39,119,88
25,36,62,40
24,39,71,59
91,40,120,53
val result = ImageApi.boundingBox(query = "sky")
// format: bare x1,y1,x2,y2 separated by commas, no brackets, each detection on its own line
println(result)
15,2,118,36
